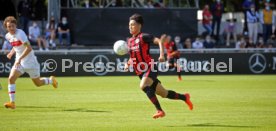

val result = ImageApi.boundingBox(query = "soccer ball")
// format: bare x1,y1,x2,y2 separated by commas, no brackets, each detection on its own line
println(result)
113,40,128,55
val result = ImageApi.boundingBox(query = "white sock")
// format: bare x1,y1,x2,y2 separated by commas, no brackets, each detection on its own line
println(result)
42,78,53,85
49,79,53,84
8,84,16,102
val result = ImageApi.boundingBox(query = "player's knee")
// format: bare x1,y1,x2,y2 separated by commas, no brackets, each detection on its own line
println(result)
33,81,42,87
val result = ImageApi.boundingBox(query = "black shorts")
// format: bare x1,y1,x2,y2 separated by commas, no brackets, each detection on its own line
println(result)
168,57,179,66
138,65,158,81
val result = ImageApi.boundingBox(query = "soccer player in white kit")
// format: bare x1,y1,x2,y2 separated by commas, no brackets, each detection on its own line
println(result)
3,16,58,109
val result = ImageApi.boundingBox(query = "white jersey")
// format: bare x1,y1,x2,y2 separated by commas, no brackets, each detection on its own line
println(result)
5,29,39,69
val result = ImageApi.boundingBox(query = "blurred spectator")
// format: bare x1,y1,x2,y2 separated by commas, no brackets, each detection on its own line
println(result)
82,0,92,8
29,21,48,51
202,4,213,35
174,36,183,49
245,38,255,48
260,2,275,44
17,0,32,35
203,35,215,48
242,0,253,35
259,0,275,9
45,16,57,48
144,0,155,8
91,0,100,7
153,0,164,8
0,21,5,46
109,0,123,7
2,41,12,51
257,36,265,48
211,0,224,39
235,36,246,49
0,21,12,51
184,38,192,49
267,34,276,47
192,37,204,49
247,4,259,45
58,16,71,46
272,22,276,35
224,18,237,46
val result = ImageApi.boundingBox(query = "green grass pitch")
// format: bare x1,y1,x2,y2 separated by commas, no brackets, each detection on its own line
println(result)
0,75,276,131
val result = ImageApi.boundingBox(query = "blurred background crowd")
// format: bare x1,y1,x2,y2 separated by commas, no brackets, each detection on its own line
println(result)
0,0,275,51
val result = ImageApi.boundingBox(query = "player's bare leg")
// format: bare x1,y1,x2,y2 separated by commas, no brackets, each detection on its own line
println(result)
155,83,193,110
140,77,165,119
4,69,22,109
37,38,42,50
175,63,182,81
32,76,58,88
41,38,49,50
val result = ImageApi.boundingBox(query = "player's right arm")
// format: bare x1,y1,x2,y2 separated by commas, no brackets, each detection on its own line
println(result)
7,48,15,60
153,34,166,62
124,58,131,71
142,34,166,62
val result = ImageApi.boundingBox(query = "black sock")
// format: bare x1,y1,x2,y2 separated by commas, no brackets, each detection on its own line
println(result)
143,86,162,111
177,72,181,78
167,90,186,101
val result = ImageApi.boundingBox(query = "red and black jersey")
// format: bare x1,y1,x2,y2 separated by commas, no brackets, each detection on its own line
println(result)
164,41,180,59
128,33,154,75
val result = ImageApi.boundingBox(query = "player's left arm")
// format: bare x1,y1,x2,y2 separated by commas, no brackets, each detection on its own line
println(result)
15,42,32,67
124,58,131,72
169,43,179,57
153,34,166,62
19,42,33,60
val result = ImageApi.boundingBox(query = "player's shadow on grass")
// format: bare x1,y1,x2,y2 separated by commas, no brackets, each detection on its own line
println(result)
167,123,258,128
63,108,111,113
19,106,59,109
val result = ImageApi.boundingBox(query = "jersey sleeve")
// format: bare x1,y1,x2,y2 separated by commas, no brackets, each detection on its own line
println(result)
142,33,154,44
18,30,29,43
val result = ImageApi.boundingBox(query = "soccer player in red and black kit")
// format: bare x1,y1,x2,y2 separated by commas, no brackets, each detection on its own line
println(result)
124,14,193,119
164,35,182,81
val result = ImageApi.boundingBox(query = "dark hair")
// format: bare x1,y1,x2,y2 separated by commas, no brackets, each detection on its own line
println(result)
3,16,17,29
129,13,143,26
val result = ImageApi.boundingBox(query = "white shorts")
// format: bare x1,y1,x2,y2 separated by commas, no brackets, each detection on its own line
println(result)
12,63,40,79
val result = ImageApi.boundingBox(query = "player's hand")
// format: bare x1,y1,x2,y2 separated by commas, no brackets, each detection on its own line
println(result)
7,52,13,60
14,59,21,68
124,63,129,72
158,55,165,62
